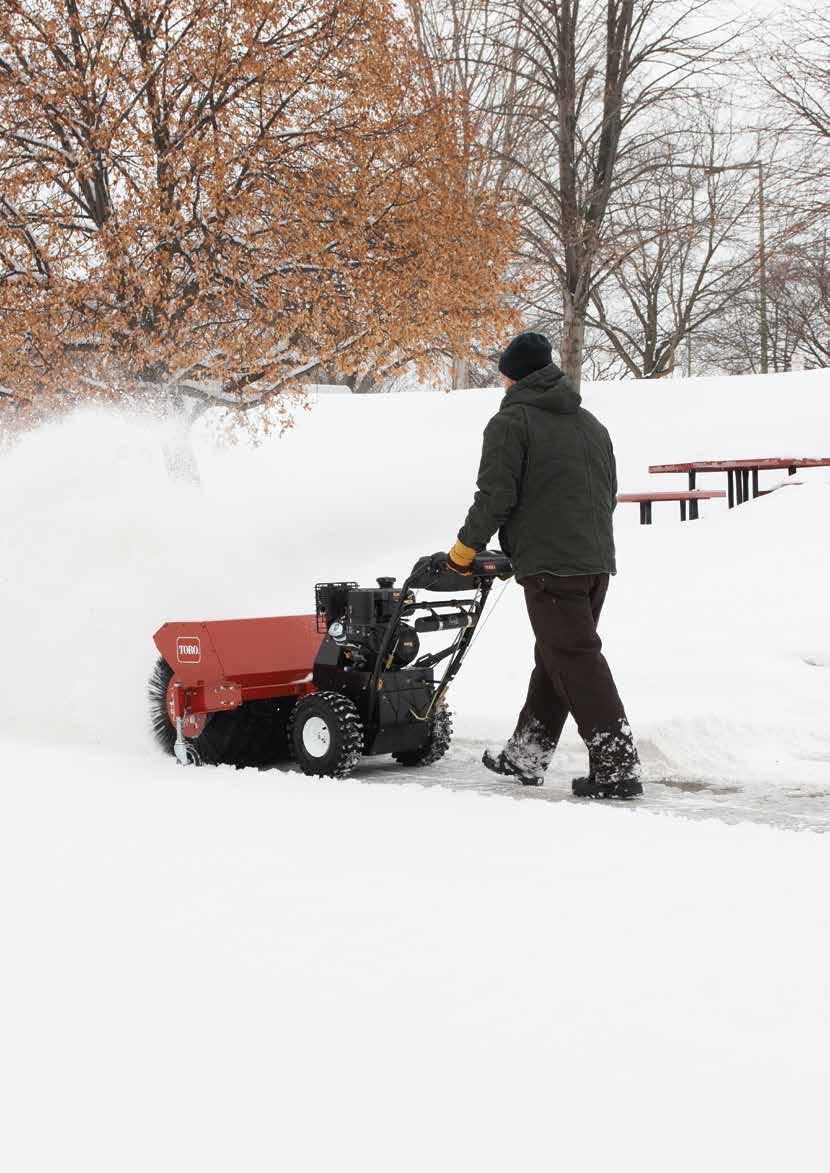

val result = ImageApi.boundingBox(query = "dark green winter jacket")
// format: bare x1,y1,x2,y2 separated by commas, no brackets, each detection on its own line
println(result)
458,363,617,579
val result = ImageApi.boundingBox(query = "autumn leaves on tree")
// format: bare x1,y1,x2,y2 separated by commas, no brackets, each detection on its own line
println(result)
0,0,515,419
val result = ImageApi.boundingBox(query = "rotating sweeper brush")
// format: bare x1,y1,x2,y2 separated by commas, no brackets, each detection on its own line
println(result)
149,551,512,777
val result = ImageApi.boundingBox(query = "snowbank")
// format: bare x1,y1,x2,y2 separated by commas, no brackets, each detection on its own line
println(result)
0,369,827,786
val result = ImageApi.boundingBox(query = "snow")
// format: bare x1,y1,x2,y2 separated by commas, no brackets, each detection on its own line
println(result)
1,367,829,1169
3,740,830,1172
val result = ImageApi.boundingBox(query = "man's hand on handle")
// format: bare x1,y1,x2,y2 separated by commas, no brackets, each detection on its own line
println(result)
432,540,476,576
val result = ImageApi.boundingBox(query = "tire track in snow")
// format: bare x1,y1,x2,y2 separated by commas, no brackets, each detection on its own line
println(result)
350,740,830,834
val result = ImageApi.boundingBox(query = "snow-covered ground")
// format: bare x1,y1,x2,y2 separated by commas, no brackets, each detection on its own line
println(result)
1,369,829,1170
1,367,828,789
3,739,830,1172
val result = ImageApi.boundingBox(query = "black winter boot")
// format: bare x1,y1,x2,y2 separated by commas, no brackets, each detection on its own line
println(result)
572,719,642,800
482,749,544,787
571,775,643,800
484,715,556,787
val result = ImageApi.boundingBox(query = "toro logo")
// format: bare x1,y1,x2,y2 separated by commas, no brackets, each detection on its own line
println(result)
176,635,202,664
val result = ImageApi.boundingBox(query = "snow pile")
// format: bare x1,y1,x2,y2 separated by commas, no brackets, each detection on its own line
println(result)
0,369,828,786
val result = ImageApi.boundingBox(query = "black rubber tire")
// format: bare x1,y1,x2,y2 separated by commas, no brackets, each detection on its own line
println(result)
392,703,453,767
147,655,293,768
287,691,364,778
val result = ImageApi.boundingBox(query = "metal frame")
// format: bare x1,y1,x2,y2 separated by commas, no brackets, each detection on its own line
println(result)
365,568,495,730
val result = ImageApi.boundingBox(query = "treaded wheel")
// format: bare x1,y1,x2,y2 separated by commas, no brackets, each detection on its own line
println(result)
393,703,453,767
287,691,364,778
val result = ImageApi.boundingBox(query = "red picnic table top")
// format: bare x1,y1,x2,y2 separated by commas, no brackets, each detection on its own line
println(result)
647,455,829,508
649,457,830,473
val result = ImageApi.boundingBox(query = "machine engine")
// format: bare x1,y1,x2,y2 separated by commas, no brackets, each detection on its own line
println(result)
315,578,421,668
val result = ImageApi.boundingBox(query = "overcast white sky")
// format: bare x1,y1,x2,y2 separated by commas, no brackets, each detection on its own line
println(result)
718,0,815,19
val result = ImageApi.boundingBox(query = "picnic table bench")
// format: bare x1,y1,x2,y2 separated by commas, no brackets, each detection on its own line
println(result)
617,490,726,525
648,457,830,508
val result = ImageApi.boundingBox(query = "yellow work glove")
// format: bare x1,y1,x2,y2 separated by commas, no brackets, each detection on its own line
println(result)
447,539,476,575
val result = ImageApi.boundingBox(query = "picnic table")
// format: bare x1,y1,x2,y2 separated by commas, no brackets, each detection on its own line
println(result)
617,490,726,525
648,458,830,508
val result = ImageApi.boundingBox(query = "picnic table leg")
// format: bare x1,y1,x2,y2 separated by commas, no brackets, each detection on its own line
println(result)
688,471,697,491
680,500,687,522
727,470,735,508
645,501,653,525
690,498,699,520
735,471,744,505
788,466,796,477
639,502,647,525
742,469,750,501
752,469,759,498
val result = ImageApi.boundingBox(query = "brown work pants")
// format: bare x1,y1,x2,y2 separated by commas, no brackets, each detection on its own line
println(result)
506,573,638,781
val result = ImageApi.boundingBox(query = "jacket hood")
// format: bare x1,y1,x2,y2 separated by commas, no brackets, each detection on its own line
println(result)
500,362,581,415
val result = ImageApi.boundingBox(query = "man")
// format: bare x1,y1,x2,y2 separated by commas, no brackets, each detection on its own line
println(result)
444,331,642,799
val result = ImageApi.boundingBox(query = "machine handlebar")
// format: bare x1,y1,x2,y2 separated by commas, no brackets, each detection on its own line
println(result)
407,549,513,592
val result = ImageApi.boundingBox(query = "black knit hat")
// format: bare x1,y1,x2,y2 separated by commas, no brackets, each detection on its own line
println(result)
498,332,553,382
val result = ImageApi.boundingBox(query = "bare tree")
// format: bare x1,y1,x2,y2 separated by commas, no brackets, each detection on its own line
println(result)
694,238,829,376
740,2,830,376
756,3,829,244
477,0,741,388
760,5,830,154
786,232,830,367
585,112,764,378
404,0,531,385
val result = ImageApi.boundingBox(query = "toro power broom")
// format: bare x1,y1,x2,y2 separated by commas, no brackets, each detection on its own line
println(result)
149,551,512,777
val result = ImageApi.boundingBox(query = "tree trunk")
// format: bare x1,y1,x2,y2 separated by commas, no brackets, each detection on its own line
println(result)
560,300,586,390
162,391,203,486
351,371,378,393
451,356,469,389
